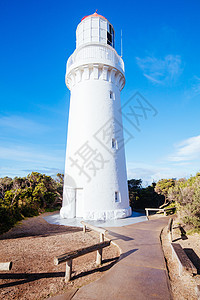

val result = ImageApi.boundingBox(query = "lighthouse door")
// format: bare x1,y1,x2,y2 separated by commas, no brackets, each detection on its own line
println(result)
75,188,83,218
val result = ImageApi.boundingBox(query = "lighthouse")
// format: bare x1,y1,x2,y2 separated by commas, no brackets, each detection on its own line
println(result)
60,12,132,220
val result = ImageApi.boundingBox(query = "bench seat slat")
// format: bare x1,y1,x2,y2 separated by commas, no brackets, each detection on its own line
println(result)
81,221,107,234
54,241,110,265
145,208,164,211
196,285,200,299
167,218,173,233
171,243,197,275
164,208,175,211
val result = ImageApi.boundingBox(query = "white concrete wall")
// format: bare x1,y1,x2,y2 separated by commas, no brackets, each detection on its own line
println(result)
60,15,131,220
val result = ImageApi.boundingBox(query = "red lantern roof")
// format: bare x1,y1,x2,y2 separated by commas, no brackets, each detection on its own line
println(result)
81,11,107,22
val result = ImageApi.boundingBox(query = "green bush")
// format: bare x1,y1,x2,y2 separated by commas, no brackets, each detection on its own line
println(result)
0,172,63,234
167,173,200,230
128,179,164,210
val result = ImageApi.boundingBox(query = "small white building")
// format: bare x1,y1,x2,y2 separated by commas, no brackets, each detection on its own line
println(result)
60,12,132,220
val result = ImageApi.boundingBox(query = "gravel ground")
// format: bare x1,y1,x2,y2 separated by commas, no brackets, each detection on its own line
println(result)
160,217,200,300
0,212,119,300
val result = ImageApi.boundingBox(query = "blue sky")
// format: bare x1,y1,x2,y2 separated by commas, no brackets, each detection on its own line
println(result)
0,0,200,184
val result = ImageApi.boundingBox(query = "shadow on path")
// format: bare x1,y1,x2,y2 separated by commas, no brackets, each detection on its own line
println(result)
0,257,121,289
184,248,200,274
72,257,119,280
0,222,81,240
119,249,138,261
0,271,65,288
108,230,134,241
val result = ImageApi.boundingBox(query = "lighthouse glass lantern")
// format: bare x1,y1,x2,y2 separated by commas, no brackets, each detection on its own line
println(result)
60,12,132,220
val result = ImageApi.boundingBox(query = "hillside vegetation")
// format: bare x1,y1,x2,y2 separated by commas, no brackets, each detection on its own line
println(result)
129,173,200,231
1,172,199,234
128,179,165,210
154,173,200,231
0,172,63,234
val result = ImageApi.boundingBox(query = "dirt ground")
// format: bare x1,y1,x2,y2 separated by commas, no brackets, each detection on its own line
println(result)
0,212,120,300
160,216,200,300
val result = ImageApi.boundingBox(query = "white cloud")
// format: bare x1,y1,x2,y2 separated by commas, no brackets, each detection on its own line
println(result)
192,76,200,95
127,161,192,185
168,135,200,162
0,143,65,178
143,74,163,84
22,167,64,177
0,145,64,164
0,115,49,134
127,162,171,184
136,55,183,84
0,165,64,178
183,75,200,101
0,114,65,177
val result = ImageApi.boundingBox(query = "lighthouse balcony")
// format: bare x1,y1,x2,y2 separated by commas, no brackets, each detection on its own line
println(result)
67,43,124,74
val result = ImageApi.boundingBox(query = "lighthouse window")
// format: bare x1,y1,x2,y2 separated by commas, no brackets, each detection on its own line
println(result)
112,138,117,149
115,191,120,203
115,192,118,202
110,91,115,99
107,24,114,47
107,32,112,46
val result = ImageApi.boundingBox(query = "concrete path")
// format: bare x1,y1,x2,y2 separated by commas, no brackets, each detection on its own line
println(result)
50,217,172,300
72,217,172,300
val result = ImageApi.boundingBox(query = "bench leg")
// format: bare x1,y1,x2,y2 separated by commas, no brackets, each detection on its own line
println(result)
100,233,104,242
65,259,72,282
168,231,172,242
96,249,102,265
179,262,182,276
172,245,175,260
196,285,200,300
0,262,12,271
96,233,104,265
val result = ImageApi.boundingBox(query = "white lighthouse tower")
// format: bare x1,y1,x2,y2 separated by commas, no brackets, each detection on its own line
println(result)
60,12,132,220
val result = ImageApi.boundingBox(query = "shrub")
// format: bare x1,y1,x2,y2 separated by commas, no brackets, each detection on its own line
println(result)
167,173,200,230
0,172,63,234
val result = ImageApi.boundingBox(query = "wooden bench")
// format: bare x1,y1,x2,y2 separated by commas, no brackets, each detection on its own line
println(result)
81,221,108,264
196,285,200,300
0,262,12,271
145,207,175,218
81,221,107,240
167,218,173,242
54,241,110,282
171,243,197,276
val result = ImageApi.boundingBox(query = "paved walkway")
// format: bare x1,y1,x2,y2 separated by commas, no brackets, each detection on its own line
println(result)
51,217,172,300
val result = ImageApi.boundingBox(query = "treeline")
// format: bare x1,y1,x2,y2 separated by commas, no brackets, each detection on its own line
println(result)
128,179,165,210
129,173,200,231
0,172,63,234
155,173,200,231
1,172,199,234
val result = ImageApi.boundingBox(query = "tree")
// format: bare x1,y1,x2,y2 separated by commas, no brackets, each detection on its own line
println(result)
168,173,200,229
56,173,64,185
128,179,164,210
155,179,176,204
0,172,64,234
128,179,142,190
0,177,13,199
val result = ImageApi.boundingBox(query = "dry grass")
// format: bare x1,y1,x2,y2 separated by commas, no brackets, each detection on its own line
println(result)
0,212,119,299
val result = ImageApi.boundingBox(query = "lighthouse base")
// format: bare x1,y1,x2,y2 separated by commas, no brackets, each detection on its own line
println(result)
83,207,132,220
60,206,132,221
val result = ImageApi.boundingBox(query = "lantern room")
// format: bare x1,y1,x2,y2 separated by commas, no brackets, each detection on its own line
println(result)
76,12,115,49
